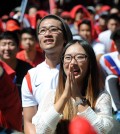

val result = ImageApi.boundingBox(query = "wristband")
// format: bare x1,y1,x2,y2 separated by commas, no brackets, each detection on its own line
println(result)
75,98,88,106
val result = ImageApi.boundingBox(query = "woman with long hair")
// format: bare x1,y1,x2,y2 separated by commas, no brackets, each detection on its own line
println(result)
32,39,113,134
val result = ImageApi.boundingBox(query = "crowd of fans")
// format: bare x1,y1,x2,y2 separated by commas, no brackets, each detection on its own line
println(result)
0,1,120,133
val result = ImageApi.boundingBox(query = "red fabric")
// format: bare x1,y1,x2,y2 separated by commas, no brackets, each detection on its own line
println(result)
69,116,97,134
49,0,57,14
98,5,111,14
110,40,117,52
70,5,90,20
0,19,4,33
25,72,32,94
28,15,36,29
0,60,15,80
24,14,30,21
6,20,20,32
0,61,22,131
36,10,49,19
60,11,71,18
27,10,48,29
16,50,44,67
94,24,103,35
35,43,43,53
104,58,118,75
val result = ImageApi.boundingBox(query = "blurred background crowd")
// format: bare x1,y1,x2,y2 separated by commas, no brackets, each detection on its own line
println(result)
0,0,120,133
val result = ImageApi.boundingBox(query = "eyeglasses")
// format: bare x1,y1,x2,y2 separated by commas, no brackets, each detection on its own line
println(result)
63,53,87,64
38,26,63,35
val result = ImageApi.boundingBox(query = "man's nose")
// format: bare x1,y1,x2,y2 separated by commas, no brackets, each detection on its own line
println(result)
45,29,51,35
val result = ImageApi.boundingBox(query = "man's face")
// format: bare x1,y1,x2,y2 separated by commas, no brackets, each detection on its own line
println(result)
21,33,36,52
107,19,120,32
75,11,84,21
0,39,18,61
28,7,37,16
99,18,106,27
37,18,65,54
79,24,91,42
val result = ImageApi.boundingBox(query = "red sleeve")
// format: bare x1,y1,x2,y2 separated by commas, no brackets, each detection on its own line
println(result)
0,60,15,80
0,61,22,131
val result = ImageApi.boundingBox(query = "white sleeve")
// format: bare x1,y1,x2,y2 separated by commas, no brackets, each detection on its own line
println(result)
77,92,113,134
93,43,105,55
21,76,37,107
32,106,62,134
98,33,103,43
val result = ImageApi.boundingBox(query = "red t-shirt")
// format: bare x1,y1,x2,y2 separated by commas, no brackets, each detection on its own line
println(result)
16,50,45,67
0,61,22,131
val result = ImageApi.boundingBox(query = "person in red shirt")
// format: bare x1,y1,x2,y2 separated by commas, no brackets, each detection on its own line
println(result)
0,31,32,101
0,60,22,132
16,28,45,67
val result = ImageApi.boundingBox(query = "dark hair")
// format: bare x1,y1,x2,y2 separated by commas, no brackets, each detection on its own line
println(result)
99,12,108,20
61,39,101,97
77,19,96,39
78,19,91,29
37,14,73,45
20,27,37,40
0,31,19,46
110,6,120,12
55,39,102,115
107,13,120,23
111,28,120,41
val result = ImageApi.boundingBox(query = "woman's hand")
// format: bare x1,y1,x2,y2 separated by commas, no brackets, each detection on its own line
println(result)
62,67,72,100
69,64,82,99
54,65,72,114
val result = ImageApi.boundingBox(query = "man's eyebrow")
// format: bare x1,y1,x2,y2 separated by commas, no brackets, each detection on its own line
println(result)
39,25,59,28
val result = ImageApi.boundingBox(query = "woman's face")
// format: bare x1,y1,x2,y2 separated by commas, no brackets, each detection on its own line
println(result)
63,42,89,81
78,24,91,42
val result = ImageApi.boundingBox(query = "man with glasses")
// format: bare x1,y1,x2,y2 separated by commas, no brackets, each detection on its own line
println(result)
22,14,72,133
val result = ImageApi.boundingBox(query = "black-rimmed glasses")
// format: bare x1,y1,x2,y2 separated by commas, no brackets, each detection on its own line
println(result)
63,53,88,64
38,26,63,35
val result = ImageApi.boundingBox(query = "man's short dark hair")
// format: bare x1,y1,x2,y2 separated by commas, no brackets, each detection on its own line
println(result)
20,27,37,40
107,14,120,23
0,31,19,46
